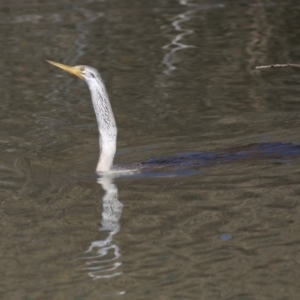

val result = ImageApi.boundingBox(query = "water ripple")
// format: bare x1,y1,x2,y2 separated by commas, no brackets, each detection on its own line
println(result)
162,0,225,74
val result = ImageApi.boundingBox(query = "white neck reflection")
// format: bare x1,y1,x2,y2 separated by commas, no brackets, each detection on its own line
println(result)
162,0,224,75
82,175,123,280
162,0,197,75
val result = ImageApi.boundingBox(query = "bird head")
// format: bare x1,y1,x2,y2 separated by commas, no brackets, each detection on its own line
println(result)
46,60,100,82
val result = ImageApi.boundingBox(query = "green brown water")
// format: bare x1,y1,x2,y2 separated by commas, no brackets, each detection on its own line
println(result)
1,0,300,299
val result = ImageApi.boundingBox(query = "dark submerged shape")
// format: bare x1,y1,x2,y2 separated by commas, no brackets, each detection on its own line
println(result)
139,142,300,169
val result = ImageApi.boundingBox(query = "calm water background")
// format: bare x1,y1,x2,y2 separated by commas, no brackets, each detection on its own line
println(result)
1,0,300,299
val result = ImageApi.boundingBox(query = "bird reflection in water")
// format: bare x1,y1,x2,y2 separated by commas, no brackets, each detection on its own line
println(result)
81,175,123,280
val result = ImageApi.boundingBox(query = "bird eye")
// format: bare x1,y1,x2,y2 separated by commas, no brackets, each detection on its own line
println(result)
80,66,85,71
90,73,95,78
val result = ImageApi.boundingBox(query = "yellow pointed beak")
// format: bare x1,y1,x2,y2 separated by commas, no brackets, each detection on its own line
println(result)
46,60,84,79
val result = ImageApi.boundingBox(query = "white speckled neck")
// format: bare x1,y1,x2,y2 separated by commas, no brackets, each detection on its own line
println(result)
86,74,117,173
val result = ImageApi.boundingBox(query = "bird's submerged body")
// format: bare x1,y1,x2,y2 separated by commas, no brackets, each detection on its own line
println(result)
140,142,300,166
46,60,300,175
117,142,300,177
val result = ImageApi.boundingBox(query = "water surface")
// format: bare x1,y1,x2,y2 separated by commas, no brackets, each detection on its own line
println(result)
1,0,300,299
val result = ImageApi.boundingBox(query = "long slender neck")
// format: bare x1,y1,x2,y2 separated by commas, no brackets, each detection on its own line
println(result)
87,77,117,173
